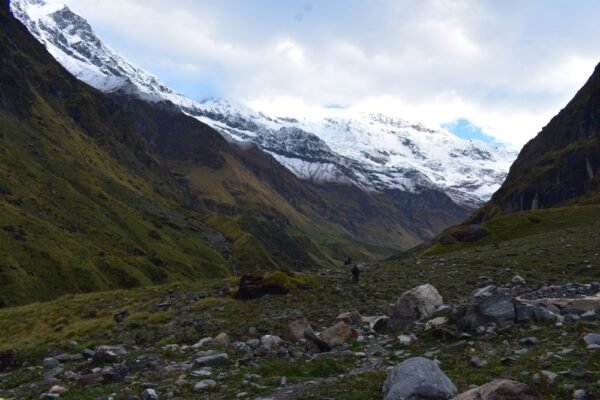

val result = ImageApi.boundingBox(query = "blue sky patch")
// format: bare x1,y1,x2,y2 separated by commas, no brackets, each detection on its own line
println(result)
443,118,503,147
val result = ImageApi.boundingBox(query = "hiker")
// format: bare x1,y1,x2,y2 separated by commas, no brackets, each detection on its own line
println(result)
344,257,352,268
352,264,361,283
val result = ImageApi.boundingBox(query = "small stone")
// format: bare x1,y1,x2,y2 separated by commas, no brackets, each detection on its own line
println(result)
40,394,60,399
583,333,600,346
470,355,488,368
397,335,415,346
472,285,496,299
191,369,212,377
142,388,159,400
519,337,539,347
573,389,587,399
214,332,230,346
581,311,596,320
194,379,217,391
50,385,67,394
43,358,59,369
287,318,313,341
81,349,95,359
425,316,447,330
194,351,229,367
541,370,558,385
319,322,358,347
260,335,283,351
512,275,526,285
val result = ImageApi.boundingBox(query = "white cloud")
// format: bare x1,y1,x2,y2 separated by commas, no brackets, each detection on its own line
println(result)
62,0,600,149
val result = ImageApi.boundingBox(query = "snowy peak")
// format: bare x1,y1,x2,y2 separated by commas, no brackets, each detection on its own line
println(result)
11,0,518,207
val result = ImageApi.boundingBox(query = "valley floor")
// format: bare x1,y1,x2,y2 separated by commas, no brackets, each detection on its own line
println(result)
1,208,600,399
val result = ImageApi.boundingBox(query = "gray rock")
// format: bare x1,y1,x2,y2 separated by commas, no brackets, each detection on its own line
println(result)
304,330,332,353
336,310,362,326
142,388,159,400
382,357,457,400
515,304,558,323
470,355,488,368
452,379,540,400
388,284,444,331
512,275,526,285
540,370,557,385
583,333,600,346
519,337,539,347
194,351,229,367
194,379,217,391
581,310,596,320
81,349,95,359
260,335,283,351
472,285,496,299
287,318,313,341
478,295,515,327
370,316,389,333
42,358,59,369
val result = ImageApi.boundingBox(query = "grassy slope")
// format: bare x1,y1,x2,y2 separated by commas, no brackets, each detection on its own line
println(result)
0,103,230,306
421,204,600,256
0,208,599,398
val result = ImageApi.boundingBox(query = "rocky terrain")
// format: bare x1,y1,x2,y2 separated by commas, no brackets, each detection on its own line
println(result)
1,206,599,399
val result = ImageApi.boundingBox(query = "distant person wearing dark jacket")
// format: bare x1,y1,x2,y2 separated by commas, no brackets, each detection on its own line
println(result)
352,264,361,283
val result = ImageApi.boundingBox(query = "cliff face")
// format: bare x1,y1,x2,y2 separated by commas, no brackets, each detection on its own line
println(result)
473,63,600,221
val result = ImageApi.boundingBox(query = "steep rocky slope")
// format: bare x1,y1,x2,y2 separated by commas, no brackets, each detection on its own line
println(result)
472,62,600,221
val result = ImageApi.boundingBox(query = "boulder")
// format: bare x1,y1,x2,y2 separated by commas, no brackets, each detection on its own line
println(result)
235,271,308,300
194,379,217,391
260,335,283,351
304,330,332,353
370,316,389,333
194,351,229,367
583,332,600,346
287,318,313,341
472,285,497,299
213,332,230,346
478,295,515,327
320,321,358,347
388,284,444,331
383,357,457,400
43,358,60,369
336,310,362,326
454,295,516,331
142,388,159,400
452,379,541,400
515,303,558,323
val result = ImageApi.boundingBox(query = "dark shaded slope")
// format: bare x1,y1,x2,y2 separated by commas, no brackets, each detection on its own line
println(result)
473,63,600,221
0,2,233,305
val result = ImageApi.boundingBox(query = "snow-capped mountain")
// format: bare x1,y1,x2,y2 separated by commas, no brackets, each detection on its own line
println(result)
11,0,517,207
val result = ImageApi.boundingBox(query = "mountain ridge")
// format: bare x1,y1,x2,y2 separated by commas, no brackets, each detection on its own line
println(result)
10,0,517,209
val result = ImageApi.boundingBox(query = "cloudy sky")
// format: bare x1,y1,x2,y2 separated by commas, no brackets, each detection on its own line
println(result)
62,0,600,149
